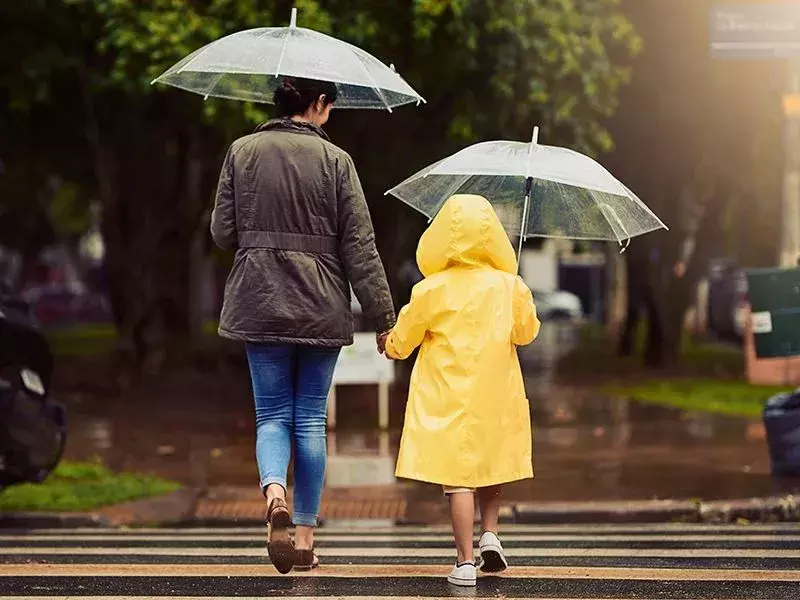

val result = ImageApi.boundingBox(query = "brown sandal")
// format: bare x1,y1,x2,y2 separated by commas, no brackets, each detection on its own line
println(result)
294,547,319,571
266,497,294,574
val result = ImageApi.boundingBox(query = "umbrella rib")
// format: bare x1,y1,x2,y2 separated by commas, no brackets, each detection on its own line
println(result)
274,26,293,76
621,183,670,231
421,174,474,222
352,50,393,112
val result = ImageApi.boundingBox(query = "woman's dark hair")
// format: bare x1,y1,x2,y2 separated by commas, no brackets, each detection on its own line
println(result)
273,77,338,118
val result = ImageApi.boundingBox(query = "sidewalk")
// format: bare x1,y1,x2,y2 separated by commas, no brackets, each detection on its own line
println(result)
3,485,798,529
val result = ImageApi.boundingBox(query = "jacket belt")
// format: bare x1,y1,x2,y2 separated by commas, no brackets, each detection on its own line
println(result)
239,231,338,254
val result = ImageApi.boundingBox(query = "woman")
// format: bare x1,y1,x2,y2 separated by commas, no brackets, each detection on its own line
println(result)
210,77,395,574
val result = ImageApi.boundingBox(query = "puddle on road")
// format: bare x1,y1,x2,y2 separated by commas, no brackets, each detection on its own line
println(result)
61,321,797,502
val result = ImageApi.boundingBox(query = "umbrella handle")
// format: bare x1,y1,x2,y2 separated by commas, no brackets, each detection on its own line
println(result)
517,184,533,270
518,125,539,271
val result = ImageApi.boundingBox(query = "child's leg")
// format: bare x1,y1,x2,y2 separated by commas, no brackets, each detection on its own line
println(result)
477,485,507,573
478,485,502,534
447,489,476,564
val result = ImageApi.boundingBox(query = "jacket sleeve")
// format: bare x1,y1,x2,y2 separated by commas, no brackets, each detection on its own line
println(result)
512,277,540,346
210,146,238,251
385,284,428,360
337,153,396,333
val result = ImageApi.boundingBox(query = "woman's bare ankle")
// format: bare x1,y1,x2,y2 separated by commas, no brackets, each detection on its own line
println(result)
264,483,286,505
295,525,314,551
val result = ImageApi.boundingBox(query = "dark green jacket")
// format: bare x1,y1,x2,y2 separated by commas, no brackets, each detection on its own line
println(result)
211,119,395,346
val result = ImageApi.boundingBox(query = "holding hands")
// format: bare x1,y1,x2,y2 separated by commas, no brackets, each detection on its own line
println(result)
376,329,392,355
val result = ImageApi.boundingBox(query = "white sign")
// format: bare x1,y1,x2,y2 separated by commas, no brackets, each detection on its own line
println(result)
333,332,395,385
751,311,773,334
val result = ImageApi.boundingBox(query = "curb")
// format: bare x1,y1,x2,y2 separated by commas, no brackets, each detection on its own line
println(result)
96,489,199,527
513,500,698,524
513,495,800,525
0,512,110,530
3,493,798,529
699,495,800,524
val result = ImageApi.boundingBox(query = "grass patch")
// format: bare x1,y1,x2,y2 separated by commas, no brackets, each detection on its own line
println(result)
45,321,222,357
0,460,181,512
45,323,117,357
607,379,790,419
558,322,744,380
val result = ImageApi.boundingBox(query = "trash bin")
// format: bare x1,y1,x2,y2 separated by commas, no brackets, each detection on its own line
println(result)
763,390,800,477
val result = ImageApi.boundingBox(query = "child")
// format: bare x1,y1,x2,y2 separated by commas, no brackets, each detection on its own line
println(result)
385,194,540,586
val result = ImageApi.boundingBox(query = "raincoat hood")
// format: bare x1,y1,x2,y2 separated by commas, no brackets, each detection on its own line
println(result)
417,194,517,278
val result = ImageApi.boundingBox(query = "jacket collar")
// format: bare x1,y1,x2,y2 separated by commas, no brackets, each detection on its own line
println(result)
254,118,330,142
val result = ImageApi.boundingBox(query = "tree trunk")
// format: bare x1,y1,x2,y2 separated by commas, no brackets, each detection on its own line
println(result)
618,250,647,357
643,283,685,370
87,101,212,379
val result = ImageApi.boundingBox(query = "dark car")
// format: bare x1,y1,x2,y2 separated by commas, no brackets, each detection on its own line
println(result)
21,282,111,326
0,290,66,491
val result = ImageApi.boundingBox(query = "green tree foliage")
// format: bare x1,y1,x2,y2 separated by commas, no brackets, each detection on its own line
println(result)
1,0,639,373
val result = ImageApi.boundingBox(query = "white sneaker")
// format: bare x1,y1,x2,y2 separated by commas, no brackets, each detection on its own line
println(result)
477,531,508,573
447,561,477,586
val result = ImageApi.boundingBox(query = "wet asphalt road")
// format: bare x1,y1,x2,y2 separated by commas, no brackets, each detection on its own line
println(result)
1,523,799,598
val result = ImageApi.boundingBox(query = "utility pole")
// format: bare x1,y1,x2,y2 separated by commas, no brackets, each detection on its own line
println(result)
710,4,800,266
782,59,800,266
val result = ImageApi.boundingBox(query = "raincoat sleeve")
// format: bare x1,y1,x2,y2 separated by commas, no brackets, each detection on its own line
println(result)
512,277,540,346
336,154,396,333
385,284,429,360
210,146,238,251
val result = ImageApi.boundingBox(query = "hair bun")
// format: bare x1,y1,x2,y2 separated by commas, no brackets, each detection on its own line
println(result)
277,78,298,93
272,76,338,118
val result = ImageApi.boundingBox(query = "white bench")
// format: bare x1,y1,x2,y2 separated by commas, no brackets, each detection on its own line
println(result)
327,332,394,430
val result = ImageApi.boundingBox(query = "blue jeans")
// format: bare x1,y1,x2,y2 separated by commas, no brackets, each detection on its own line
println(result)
246,343,340,527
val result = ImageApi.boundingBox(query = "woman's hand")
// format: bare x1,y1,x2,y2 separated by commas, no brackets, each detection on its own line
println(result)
376,329,391,355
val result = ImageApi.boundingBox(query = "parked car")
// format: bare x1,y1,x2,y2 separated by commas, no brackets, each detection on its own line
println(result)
0,290,66,492
531,289,584,321
20,282,111,326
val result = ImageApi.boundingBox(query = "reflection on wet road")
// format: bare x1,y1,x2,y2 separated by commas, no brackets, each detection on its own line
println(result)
62,321,793,502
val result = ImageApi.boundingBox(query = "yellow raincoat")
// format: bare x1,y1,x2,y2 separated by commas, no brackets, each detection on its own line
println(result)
386,194,540,488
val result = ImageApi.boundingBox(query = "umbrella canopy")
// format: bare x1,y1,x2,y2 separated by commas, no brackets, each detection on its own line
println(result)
152,8,424,111
386,127,667,258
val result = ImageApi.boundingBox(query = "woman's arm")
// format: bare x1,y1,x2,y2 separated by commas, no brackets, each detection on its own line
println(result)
385,284,429,360
210,146,238,251
512,276,540,346
337,154,396,333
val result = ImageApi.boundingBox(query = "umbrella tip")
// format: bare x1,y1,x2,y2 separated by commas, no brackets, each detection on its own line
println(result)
389,63,396,72
290,7,298,28
532,126,539,145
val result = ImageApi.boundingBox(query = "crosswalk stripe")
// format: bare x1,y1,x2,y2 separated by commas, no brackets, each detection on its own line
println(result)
3,533,798,542
3,524,800,599
2,564,800,581
4,546,799,557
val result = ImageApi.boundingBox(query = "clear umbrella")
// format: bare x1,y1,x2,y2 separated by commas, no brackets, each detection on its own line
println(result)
151,8,425,111
386,127,667,261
